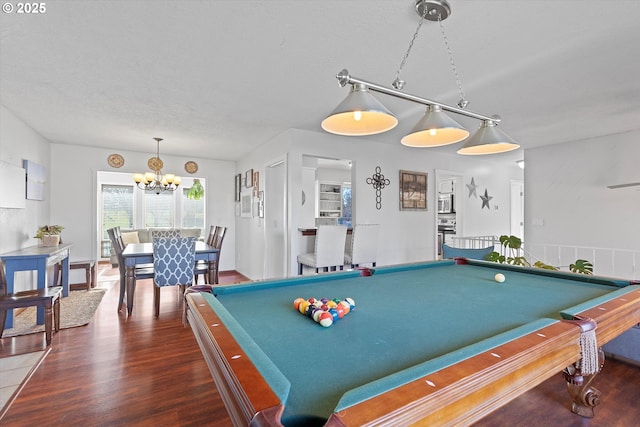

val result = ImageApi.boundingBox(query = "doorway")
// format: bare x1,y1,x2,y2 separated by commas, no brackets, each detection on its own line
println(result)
510,180,524,240
434,169,465,258
264,157,288,279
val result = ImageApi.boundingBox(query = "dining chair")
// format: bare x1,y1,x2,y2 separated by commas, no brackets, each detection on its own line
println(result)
107,227,154,312
0,261,62,345
211,226,227,284
345,224,380,268
195,226,226,284
441,244,494,260
151,229,182,239
297,225,348,275
205,225,217,245
152,236,196,317
194,226,217,284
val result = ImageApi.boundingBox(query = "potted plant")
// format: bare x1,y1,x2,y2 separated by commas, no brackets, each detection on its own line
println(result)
487,235,593,275
187,178,204,200
35,225,64,246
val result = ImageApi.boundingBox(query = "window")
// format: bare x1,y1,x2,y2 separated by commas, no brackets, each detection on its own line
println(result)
182,187,205,229
97,172,206,259
144,191,174,228
341,184,352,226
101,184,134,257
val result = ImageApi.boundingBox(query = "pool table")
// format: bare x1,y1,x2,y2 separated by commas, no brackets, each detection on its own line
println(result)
185,259,640,426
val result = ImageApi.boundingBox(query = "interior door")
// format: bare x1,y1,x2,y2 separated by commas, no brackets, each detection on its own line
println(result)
264,157,287,279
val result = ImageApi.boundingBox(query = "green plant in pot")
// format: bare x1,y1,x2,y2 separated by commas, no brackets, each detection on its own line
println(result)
487,235,593,275
35,225,64,246
187,179,204,200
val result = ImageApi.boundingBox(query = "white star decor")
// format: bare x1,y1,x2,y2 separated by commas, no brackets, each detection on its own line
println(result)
480,189,493,209
466,177,478,198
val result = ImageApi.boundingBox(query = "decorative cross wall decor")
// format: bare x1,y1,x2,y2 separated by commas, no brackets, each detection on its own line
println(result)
366,166,390,210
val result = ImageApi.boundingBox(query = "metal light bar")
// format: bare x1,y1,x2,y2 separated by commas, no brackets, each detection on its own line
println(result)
335,69,500,124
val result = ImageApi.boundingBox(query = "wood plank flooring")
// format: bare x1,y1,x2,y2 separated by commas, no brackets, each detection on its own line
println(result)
1,265,639,426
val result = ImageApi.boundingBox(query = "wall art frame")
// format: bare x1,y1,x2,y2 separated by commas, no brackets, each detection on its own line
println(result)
235,173,242,201
240,189,253,218
399,169,428,211
245,169,254,188
23,159,46,201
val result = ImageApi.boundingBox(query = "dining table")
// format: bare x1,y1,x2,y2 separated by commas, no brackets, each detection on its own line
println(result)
120,241,219,316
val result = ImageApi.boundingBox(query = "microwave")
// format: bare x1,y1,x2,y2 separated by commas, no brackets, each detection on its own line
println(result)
438,194,454,213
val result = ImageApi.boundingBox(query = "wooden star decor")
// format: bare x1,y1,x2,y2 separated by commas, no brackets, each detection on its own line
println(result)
480,189,493,210
366,166,390,210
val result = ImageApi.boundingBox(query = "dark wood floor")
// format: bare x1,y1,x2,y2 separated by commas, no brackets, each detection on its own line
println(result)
1,265,639,426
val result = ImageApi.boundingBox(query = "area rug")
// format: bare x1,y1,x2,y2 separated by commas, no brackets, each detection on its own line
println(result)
2,288,106,338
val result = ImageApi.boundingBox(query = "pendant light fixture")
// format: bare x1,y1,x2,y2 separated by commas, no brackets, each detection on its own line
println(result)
133,137,182,194
320,83,397,136
321,0,519,155
401,105,469,147
457,119,520,155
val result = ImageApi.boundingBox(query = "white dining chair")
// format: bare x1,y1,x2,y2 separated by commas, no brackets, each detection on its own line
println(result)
345,224,380,268
297,225,348,275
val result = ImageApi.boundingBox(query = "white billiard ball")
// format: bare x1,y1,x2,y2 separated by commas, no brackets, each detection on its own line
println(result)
494,273,506,283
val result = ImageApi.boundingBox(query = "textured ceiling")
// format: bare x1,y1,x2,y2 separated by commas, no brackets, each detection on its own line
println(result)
1,1,639,162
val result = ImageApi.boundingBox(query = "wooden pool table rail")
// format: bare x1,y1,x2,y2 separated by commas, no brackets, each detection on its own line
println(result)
186,293,284,426
186,284,640,427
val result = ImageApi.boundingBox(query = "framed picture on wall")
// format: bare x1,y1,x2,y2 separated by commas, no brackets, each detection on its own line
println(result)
257,190,264,218
253,170,259,196
245,169,254,188
235,173,241,201
240,189,253,217
23,159,46,201
399,170,428,211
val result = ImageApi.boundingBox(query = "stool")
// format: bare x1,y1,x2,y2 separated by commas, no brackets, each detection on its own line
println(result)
70,261,96,291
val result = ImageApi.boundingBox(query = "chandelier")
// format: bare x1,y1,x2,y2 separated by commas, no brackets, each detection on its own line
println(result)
133,137,182,194
321,0,519,155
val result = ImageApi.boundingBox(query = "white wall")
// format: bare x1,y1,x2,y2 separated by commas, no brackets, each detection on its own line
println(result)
235,128,524,280
525,131,640,279
49,143,237,273
0,106,51,291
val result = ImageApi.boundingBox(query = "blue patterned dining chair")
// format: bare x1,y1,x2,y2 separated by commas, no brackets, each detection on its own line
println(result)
151,229,182,239
152,237,196,317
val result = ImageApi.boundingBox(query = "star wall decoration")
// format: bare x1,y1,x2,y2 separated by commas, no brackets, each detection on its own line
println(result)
466,177,478,198
480,189,493,210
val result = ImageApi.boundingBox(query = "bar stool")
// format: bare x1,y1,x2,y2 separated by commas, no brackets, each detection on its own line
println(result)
297,225,348,275
345,224,380,268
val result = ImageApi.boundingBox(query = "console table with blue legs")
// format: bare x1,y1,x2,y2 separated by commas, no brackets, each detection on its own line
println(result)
0,243,71,328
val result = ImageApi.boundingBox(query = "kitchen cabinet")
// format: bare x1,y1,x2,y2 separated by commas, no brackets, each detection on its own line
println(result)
318,182,342,218
439,178,456,194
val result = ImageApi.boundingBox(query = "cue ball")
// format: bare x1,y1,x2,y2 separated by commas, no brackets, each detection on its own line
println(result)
495,273,506,283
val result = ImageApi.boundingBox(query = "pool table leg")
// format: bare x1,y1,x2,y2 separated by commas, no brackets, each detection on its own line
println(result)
562,347,605,418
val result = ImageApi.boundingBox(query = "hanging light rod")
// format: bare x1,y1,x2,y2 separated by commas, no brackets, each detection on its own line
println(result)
334,69,499,123
321,0,519,155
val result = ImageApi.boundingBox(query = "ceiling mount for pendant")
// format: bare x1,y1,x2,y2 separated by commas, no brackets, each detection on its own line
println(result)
415,0,451,21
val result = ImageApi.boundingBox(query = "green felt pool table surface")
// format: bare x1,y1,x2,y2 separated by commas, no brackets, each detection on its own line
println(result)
187,259,640,426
